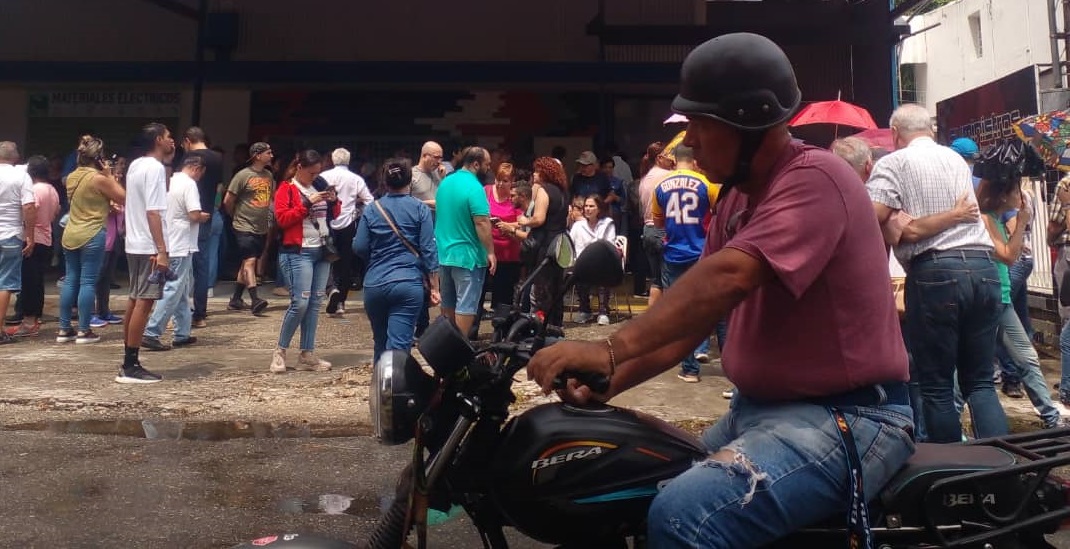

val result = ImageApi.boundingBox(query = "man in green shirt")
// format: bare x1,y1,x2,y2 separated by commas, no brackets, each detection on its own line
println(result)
434,147,496,336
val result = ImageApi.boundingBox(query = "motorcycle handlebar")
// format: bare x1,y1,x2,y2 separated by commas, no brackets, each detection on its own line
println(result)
552,371,611,395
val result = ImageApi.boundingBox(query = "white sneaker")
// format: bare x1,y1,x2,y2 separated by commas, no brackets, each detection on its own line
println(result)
722,387,736,399
695,353,711,363
575,312,592,324
269,348,287,374
297,351,332,371
596,314,610,326
207,288,214,298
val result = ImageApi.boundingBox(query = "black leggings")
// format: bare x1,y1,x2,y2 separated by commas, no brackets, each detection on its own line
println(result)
18,244,52,318
95,240,123,317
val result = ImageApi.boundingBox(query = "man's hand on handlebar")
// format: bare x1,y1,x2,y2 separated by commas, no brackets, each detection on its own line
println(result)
553,378,609,406
527,340,613,401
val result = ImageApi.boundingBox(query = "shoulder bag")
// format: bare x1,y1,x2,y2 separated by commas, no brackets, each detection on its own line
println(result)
374,200,430,290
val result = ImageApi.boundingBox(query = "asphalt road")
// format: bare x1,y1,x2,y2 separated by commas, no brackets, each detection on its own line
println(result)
0,431,546,548
4,429,1070,549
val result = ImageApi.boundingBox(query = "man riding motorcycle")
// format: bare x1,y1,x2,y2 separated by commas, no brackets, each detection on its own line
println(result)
527,32,915,548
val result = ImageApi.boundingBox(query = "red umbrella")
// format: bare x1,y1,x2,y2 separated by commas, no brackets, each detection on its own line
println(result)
852,128,894,150
789,99,878,131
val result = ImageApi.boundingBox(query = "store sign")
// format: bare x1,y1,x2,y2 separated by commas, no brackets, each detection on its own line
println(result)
936,66,1039,147
28,91,182,118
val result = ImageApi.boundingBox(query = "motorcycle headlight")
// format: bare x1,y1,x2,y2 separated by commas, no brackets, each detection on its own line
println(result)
371,350,434,445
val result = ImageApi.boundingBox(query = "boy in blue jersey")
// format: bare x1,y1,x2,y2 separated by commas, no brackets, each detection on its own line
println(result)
651,145,720,382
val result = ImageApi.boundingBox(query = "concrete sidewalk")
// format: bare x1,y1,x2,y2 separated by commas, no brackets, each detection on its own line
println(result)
0,281,1064,436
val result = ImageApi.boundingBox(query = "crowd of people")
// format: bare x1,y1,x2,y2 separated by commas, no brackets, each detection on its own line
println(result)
0,124,663,384
2,102,1067,446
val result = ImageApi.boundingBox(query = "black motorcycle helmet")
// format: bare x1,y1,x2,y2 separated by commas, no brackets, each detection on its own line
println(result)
671,33,802,190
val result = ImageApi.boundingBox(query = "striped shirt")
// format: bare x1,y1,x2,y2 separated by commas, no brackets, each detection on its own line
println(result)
1050,176,1070,246
866,137,993,265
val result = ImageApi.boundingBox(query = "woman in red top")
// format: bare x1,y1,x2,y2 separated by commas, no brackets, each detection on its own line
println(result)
485,163,522,310
270,150,339,374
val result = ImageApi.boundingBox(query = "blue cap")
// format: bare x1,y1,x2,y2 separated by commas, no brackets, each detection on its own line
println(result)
950,137,980,159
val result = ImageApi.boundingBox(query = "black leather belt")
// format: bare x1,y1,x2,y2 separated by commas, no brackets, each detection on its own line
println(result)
911,248,992,266
807,382,910,409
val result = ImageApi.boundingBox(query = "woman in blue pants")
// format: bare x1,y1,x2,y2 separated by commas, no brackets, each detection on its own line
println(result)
355,160,440,363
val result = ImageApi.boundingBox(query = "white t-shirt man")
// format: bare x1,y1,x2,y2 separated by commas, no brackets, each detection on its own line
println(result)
165,171,203,257
125,156,168,255
0,164,35,240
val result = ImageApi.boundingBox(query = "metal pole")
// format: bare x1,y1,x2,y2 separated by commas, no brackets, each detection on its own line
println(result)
191,0,208,125
1050,0,1064,88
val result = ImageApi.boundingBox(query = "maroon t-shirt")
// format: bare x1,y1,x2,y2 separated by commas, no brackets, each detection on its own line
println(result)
703,142,908,401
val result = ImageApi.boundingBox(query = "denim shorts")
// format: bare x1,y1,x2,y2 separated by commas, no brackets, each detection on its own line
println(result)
440,265,486,316
0,236,25,292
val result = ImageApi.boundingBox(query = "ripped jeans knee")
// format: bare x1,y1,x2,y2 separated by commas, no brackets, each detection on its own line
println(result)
647,447,771,548
701,449,770,505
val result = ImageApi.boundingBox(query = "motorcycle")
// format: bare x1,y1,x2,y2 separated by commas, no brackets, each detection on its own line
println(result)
236,236,1070,549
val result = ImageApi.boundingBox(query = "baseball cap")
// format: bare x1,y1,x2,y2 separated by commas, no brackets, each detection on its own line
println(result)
950,137,979,160
576,151,598,165
248,142,272,158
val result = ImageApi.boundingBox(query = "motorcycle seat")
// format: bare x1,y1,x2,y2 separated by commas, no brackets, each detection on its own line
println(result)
879,442,1016,508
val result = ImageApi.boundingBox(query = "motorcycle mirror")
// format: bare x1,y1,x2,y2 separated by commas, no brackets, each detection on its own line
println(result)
547,234,575,269
570,240,625,288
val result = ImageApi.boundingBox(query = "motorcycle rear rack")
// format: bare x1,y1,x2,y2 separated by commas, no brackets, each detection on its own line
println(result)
920,426,1070,547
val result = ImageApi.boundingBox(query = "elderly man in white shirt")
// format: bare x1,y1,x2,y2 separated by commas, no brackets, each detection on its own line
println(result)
321,147,373,316
867,103,1006,444
142,155,210,351
0,142,36,345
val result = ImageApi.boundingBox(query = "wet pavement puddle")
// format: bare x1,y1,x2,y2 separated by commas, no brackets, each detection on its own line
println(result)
2,419,371,440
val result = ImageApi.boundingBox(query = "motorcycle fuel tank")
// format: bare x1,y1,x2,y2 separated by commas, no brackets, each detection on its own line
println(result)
488,403,706,544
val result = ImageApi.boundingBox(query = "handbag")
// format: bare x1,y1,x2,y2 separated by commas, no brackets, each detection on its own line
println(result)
374,200,430,289
520,233,541,257
297,186,340,262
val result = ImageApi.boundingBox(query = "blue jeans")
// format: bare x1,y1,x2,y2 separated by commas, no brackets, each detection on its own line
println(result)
996,303,1059,426
364,279,425,363
648,397,915,547
906,253,1007,443
1061,320,1070,404
996,255,1035,386
59,229,106,332
192,212,223,320
145,256,194,340
1055,247,1070,403
278,247,331,351
663,259,708,375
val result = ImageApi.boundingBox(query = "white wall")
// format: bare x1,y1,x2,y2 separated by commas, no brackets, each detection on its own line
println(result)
900,0,1061,112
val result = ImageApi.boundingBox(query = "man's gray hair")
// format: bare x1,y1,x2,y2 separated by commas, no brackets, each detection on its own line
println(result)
181,154,206,170
0,141,18,163
331,148,351,167
830,137,872,175
889,103,934,136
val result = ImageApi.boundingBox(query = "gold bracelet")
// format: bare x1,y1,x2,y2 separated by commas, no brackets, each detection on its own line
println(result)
604,338,617,378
